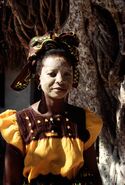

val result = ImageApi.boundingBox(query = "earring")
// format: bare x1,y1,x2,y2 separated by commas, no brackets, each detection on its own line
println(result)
37,84,41,90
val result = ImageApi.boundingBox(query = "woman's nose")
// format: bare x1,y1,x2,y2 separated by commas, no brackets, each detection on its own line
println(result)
56,73,64,83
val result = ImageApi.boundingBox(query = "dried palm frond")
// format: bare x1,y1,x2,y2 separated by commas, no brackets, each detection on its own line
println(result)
0,0,69,67
8,0,69,48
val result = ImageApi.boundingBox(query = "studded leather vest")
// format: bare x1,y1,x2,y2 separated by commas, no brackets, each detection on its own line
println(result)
16,104,90,144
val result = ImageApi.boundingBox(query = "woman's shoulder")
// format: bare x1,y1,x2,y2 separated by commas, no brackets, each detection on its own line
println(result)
0,107,32,124
85,108,103,126
66,103,84,113
66,103,85,122
0,109,16,118
84,108,103,150
0,109,25,153
67,103,102,121
0,109,17,127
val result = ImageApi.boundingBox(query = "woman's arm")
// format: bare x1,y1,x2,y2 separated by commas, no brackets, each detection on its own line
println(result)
83,144,102,185
3,143,24,185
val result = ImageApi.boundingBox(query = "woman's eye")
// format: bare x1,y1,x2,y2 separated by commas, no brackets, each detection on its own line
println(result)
48,72,56,77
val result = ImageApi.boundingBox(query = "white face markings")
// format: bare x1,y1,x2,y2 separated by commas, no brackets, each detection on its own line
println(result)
39,55,73,100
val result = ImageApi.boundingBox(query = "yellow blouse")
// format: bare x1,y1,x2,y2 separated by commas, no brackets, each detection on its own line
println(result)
0,108,102,182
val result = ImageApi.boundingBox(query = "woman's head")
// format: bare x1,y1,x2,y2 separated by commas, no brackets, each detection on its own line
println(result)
39,52,73,99
11,32,79,91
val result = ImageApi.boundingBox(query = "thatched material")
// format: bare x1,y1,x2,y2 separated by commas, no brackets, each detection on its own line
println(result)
0,0,69,67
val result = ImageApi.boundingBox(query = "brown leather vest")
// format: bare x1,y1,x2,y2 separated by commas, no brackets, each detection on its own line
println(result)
16,103,90,144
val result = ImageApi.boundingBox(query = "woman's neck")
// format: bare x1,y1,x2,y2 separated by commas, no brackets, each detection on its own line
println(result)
38,95,67,116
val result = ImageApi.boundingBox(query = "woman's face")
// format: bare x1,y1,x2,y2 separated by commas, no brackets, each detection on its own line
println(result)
39,55,73,100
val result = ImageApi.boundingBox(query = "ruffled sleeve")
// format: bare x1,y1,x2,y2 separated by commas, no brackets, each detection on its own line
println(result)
84,109,103,150
0,110,24,154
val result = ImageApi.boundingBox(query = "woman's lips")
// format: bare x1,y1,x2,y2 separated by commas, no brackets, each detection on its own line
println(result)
52,86,66,91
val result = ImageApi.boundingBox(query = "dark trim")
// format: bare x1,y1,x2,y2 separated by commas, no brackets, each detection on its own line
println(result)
0,65,5,107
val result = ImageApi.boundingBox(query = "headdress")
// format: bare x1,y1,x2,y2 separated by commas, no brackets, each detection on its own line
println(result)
11,32,79,91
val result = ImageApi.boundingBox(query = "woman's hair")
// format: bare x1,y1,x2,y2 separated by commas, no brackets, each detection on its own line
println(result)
11,32,79,91
36,48,75,75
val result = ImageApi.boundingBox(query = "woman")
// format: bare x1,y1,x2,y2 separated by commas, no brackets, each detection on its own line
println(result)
0,32,102,185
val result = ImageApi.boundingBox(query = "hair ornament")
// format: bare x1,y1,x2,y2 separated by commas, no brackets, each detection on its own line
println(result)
11,32,79,91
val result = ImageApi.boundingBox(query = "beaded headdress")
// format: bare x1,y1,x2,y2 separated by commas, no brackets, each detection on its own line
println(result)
11,32,80,91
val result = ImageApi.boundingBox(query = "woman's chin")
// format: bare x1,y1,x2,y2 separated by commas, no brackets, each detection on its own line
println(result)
49,92,68,100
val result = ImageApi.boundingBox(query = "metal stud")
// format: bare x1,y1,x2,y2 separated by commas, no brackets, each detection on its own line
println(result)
25,116,29,120
67,125,71,129
57,117,61,121
66,118,69,122
45,118,49,122
29,123,31,127
37,120,41,124
50,117,53,121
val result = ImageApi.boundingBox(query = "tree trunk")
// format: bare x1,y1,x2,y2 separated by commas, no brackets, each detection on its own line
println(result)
62,0,125,184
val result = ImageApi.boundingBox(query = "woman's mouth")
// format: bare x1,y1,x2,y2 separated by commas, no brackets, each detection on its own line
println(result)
52,86,66,91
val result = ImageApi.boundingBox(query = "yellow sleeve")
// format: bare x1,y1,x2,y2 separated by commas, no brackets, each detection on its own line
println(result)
84,109,103,150
0,110,24,154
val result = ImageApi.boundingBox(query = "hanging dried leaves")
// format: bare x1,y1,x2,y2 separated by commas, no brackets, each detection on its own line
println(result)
0,0,69,67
